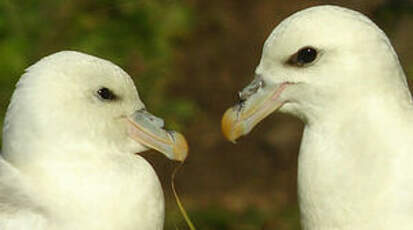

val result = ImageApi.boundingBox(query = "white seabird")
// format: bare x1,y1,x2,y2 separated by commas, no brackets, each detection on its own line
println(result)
222,5,413,230
0,51,188,230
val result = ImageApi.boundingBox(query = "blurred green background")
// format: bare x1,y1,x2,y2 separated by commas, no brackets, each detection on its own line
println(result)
0,0,412,229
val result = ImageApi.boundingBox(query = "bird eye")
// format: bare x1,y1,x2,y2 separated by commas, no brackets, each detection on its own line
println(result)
297,47,317,63
287,46,318,67
97,87,116,100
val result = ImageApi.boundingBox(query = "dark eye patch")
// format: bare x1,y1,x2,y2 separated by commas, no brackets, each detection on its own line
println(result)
287,46,318,67
97,87,117,101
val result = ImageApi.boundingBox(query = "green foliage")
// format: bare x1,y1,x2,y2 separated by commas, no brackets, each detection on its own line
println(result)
0,0,196,144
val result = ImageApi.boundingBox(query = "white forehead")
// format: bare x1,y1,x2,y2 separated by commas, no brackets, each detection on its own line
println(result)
20,51,141,102
7,51,146,124
263,5,392,55
26,51,131,86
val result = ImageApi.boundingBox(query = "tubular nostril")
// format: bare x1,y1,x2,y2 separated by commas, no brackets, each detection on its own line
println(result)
235,75,267,106
237,91,247,105
133,108,165,128
259,79,265,88
148,115,164,128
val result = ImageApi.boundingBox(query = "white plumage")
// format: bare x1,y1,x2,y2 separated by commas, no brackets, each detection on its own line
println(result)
222,5,413,229
0,51,187,229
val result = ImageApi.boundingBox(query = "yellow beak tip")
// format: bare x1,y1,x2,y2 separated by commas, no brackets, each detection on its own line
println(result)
172,132,189,162
221,107,241,143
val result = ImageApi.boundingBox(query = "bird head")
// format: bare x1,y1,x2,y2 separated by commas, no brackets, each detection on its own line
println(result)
2,51,188,165
222,5,410,142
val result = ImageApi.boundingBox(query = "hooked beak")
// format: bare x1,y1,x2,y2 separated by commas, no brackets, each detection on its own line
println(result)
126,109,188,161
222,76,290,143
